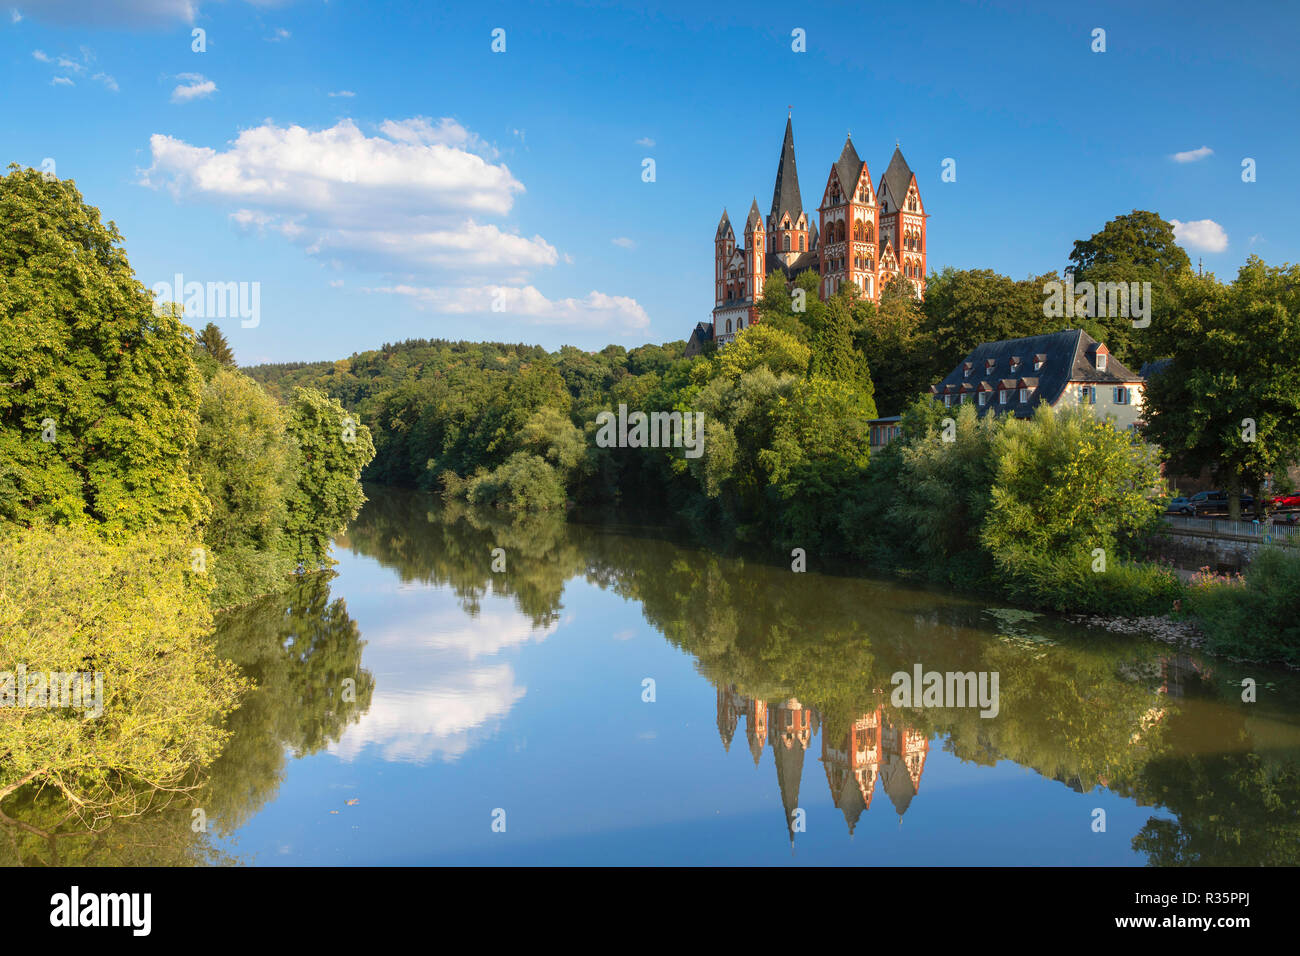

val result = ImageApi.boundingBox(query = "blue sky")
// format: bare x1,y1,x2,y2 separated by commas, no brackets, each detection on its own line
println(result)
4,0,1297,365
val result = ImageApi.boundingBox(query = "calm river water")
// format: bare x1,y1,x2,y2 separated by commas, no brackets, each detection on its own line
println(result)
10,486,1300,865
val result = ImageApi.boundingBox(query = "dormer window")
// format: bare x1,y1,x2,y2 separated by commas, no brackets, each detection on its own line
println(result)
999,389,1008,405
1009,357,1021,373
943,394,952,407
1034,354,1046,372
1097,352,1108,372
978,392,988,406
963,363,972,378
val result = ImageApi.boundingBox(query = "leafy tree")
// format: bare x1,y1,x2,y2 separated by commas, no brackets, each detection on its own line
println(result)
281,387,376,566
1141,259,1300,519
0,523,246,817
981,405,1173,611
919,267,1058,371
192,368,297,607
860,273,933,414
0,165,208,533
1068,210,1193,365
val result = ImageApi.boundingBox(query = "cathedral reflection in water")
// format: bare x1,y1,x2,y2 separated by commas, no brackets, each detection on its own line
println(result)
716,686,930,841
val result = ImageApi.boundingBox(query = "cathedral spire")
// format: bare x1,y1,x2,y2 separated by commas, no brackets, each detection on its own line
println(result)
769,116,803,225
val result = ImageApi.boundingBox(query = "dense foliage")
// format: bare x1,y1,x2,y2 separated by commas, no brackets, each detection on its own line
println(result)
0,167,374,821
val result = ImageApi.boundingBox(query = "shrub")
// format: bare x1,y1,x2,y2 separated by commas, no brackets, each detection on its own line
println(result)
1187,546,1300,666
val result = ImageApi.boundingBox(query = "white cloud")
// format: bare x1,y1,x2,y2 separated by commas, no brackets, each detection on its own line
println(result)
328,89,355,98
267,27,290,41
328,279,344,288
11,9,22,22
143,118,539,271
611,237,635,249
1170,218,1228,253
143,116,648,330
1172,145,1213,163
171,74,216,102
635,137,655,147
328,598,555,764
34,47,116,91
371,284,650,332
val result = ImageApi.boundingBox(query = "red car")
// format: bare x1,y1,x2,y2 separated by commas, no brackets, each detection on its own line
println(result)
1270,493,1300,509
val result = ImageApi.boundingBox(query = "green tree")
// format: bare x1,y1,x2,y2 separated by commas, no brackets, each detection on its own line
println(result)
860,273,933,414
281,387,376,566
919,267,1057,380
196,321,236,367
1141,259,1300,519
0,165,208,533
192,368,297,606
1068,210,1193,366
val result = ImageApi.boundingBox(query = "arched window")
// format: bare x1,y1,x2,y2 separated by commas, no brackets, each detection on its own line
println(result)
853,221,864,242
799,235,805,251
865,223,874,242
725,319,732,333
837,221,846,243
783,235,790,252
737,316,744,330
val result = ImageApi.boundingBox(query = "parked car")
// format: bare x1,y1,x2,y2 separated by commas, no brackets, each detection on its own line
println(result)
1189,490,1256,516
1165,496,1194,515
1269,492,1300,510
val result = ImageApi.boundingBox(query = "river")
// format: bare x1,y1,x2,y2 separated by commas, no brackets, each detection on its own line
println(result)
6,485,1299,865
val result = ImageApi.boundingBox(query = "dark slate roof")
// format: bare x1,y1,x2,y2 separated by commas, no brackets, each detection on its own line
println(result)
879,146,915,209
931,328,1143,418
766,250,821,281
715,209,733,240
684,321,714,357
769,116,804,226
808,219,818,248
745,198,762,231
834,135,864,194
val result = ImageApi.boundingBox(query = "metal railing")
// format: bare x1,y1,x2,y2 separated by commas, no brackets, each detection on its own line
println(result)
1161,514,1300,542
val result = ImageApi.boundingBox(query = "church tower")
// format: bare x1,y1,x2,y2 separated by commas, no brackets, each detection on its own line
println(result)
876,146,927,298
768,116,810,267
818,134,880,301
743,199,766,303
714,209,734,308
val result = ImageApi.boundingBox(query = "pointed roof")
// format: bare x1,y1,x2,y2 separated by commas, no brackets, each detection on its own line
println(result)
834,136,864,195
772,716,807,845
879,146,915,208
769,116,804,226
715,209,734,240
745,198,762,232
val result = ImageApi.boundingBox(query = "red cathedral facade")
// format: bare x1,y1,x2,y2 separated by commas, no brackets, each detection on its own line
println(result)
707,118,928,348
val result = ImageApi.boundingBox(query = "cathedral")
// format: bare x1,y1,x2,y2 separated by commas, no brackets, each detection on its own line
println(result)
704,117,928,348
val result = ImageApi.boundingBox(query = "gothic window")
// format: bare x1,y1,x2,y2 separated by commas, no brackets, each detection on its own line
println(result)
799,235,805,251
726,319,732,333
737,317,744,330
836,221,846,242
783,235,790,252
